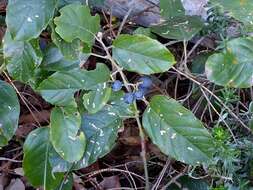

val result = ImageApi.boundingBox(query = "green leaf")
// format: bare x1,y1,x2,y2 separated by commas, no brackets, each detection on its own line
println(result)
57,0,83,8
142,95,214,165
23,127,63,190
153,0,204,41
37,63,110,106
41,45,80,71
56,174,73,190
133,27,156,39
210,0,253,27
6,0,57,41
151,16,204,41
88,0,105,6
169,176,209,190
0,80,20,147
106,91,136,118
49,148,72,173
50,106,86,162
191,52,212,74
205,37,253,88
112,34,176,74
75,109,122,169
3,31,43,85
160,0,185,19
54,4,100,46
51,24,91,61
83,83,111,114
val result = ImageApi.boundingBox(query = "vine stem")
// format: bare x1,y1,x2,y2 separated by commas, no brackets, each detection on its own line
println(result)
134,102,150,190
96,36,131,92
96,36,150,189
0,63,6,75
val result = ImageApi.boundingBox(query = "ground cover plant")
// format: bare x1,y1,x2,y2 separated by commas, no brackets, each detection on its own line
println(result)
0,0,253,189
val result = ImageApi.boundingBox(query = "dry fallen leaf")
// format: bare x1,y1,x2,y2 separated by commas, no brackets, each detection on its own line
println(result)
5,178,25,190
99,176,121,189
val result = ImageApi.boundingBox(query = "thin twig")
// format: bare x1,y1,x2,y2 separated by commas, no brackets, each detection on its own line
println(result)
152,159,171,190
200,88,237,142
96,36,132,92
134,102,150,190
0,157,22,163
96,34,150,189
172,67,252,133
161,168,187,190
117,4,134,37
83,168,146,182
3,72,41,127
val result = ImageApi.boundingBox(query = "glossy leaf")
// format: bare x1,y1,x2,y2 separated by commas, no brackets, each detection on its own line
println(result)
23,127,63,190
112,34,176,74
0,80,20,147
6,0,57,41
3,31,43,85
106,91,136,118
152,16,204,41
210,0,253,26
54,4,100,46
83,83,111,114
49,148,72,173
50,106,86,162
142,95,214,165
75,109,122,169
205,37,253,88
37,63,110,106
41,45,79,71
51,24,91,61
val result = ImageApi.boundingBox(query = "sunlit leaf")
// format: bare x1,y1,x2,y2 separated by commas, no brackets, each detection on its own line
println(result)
210,0,253,27
205,37,253,88
54,4,100,46
23,127,63,190
143,95,214,165
50,106,86,162
112,34,176,74
152,16,204,41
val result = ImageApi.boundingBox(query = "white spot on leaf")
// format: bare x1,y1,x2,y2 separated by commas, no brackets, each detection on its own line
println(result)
27,17,32,22
171,133,177,139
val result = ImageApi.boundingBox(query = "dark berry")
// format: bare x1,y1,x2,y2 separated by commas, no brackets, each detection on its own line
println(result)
138,86,149,94
39,38,47,50
139,76,152,88
134,90,145,100
123,93,135,104
112,80,123,91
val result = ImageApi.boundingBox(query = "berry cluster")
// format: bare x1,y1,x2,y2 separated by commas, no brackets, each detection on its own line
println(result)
111,76,152,104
